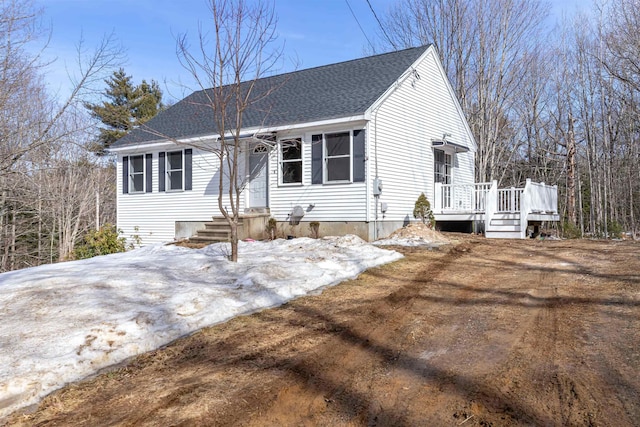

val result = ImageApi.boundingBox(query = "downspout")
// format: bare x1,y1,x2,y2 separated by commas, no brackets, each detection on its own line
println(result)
365,121,371,228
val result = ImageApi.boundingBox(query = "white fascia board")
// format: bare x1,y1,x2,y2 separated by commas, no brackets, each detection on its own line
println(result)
363,45,477,153
254,115,368,134
108,135,219,154
108,141,176,154
108,115,368,154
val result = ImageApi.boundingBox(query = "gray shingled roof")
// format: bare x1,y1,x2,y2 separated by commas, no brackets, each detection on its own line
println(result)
111,46,430,148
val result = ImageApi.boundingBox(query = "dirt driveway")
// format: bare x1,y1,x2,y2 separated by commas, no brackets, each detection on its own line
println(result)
5,237,640,426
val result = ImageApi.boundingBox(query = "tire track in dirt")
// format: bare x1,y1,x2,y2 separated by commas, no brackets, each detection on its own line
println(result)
240,244,475,426
467,241,637,426
5,238,640,426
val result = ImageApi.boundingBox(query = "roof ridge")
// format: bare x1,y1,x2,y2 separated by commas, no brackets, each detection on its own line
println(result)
189,45,432,95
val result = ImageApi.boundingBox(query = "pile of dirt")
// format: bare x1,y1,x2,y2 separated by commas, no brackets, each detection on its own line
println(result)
386,222,451,244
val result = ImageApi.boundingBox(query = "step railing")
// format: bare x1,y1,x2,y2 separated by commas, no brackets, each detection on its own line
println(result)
497,187,523,213
519,179,558,238
526,180,558,214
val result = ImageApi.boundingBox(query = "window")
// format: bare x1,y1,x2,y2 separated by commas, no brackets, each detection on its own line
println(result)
129,155,145,192
434,149,452,184
159,149,192,192
311,130,365,185
166,150,183,190
280,138,302,184
435,149,452,208
325,131,351,182
123,154,151,194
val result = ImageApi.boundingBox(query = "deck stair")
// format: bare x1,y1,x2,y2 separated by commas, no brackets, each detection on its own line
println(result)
189,217,244,243
485,213,522,239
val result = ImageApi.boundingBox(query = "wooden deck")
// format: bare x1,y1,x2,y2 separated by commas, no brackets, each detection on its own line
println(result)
433,179,559,238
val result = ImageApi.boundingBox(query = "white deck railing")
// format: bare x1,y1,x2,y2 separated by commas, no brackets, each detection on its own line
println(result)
434,179,558,238
525,180,558,214
497,187,523,213
433,182,491,213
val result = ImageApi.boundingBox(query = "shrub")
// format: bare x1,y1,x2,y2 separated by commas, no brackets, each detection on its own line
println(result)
607,220,623,239
561,221,581,239
74,224,127,260
413,193,435,228
266,217,278,240
309,221,320,238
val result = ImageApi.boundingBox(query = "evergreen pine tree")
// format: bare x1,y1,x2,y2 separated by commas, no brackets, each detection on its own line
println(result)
85,69,163,154
413,192,435,227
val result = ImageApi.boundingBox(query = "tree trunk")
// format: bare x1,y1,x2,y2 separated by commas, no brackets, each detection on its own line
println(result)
567,115,577,225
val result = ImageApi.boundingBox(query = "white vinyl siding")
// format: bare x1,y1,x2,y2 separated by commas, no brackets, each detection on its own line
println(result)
117,147,246,245
368,47,475,222
268,125,367,222
115,46,475,241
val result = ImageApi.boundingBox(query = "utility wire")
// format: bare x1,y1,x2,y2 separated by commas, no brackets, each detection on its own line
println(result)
365,0,397,50
344,0,375,51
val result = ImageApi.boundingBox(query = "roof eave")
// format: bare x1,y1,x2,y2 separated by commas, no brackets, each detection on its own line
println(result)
107,114,369,153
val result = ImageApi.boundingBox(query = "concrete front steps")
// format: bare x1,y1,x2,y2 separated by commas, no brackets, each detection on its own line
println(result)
485,213,523,239
189,218,243,243
189,212,270,243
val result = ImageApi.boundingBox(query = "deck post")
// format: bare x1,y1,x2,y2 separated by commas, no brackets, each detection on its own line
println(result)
485,180,498,234
434,182,442,213
520,179,532,238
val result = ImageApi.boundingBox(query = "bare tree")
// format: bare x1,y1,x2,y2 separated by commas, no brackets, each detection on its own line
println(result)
377,0,640,237
600,0,640,236
173,0,283,262
602,0,640,93
382,0,550,184
0,0,122,271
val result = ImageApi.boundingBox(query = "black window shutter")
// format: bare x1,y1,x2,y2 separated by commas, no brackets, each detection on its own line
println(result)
185,149,193,191
145,153,153,193
311,134,323,184
158,152,165,192
353,129,365,182
122,156,129,194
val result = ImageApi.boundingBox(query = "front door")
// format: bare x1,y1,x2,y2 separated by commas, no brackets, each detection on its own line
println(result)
249,145,268,208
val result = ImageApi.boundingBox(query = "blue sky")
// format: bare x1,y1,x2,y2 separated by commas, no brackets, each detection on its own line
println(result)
37,0,586,102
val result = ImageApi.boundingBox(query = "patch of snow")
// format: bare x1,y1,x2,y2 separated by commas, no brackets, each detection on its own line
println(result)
0,235,402,419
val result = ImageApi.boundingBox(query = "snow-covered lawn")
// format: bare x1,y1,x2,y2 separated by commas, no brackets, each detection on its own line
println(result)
0,235,402,419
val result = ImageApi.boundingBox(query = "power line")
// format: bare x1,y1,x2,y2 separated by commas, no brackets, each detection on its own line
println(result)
365,0,397,50
344,0,375,51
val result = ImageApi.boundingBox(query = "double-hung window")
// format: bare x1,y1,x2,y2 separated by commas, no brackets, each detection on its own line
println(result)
280,138,302,184
123,154,152,194
311,129,365,185
166,150,184,191
159,148,192,192
129,155,145,193
325,131,351,182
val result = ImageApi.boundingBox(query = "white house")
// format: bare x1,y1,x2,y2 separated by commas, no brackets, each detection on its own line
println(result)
109,45,558,245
